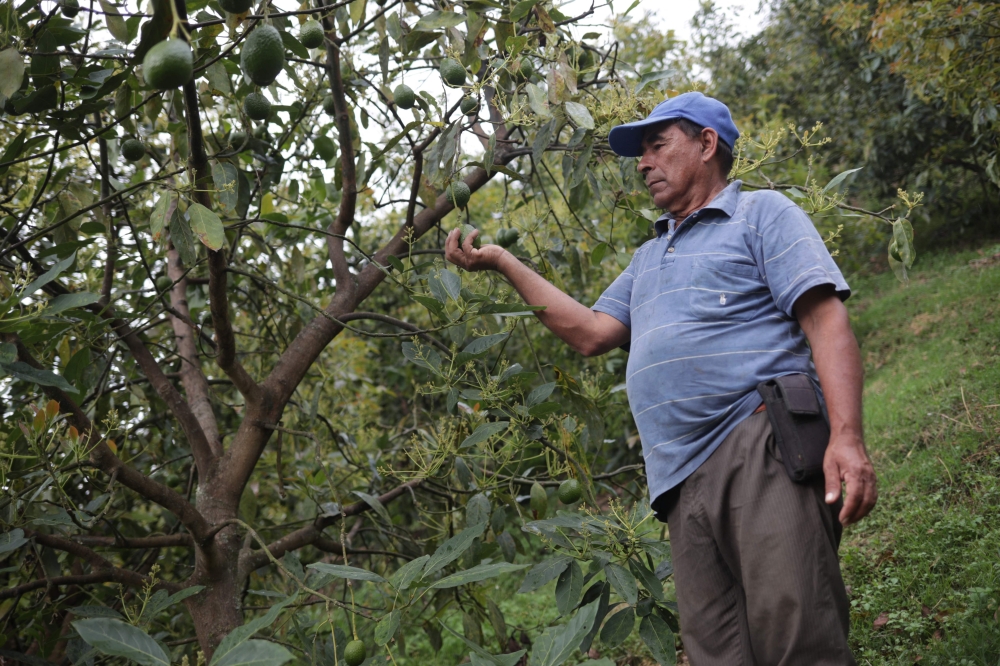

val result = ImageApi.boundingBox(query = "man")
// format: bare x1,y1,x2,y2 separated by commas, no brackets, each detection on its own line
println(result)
445,92,876,664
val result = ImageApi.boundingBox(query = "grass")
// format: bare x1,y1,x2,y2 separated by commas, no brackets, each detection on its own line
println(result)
842,244,1000,665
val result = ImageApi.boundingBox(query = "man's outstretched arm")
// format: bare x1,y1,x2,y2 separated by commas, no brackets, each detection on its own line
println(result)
445,228,629,357
795,285,877,525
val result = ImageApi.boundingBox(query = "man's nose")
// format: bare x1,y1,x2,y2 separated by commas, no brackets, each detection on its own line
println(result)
637,152,653,175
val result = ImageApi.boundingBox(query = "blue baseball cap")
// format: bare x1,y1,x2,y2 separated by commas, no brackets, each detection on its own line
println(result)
608,92,740,157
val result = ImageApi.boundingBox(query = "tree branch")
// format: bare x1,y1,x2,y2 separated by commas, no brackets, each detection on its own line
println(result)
319,17,357,298
239,479,422,574
86,300,217,477
9,338,211,541
339,311,451,354
167,246,223,459
208,250,259,400
179,0,258,407
70,534,194,548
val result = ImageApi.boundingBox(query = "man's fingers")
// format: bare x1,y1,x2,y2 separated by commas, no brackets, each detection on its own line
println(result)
823,456,841,505
462,229,479,253
858,471,878,520
839,473,865,524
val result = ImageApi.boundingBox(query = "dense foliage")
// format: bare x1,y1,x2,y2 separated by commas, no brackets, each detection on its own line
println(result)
0,0,962,663
697,0,999,251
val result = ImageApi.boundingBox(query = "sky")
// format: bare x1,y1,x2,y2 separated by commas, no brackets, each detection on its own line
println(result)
563,0,770,46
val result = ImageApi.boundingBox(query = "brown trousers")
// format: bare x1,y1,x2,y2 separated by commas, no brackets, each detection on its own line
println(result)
652,411,856,665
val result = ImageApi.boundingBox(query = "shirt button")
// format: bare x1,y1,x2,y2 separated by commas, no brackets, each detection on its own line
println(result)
667,247,675,253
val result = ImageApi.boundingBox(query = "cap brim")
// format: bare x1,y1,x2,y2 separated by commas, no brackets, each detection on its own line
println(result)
608,116,671,157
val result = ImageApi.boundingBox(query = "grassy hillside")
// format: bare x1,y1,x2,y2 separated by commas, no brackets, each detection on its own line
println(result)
843,245,1000,664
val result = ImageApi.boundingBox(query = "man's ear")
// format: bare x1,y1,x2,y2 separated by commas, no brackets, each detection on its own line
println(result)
700,128,719,164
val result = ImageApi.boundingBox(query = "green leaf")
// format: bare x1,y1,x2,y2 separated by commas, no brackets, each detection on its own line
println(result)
439,268,462,301
205,61,231,94
555,560,583,615
629,559,663,601
466,493,491,526
70,606,123,619
1,361,78,394
0,343,15,365
389,554,429,590
591,242,608,265
634,69,675,93
187,203,226,251
212,162,239,216
149,192,175,241
639,614,676,665
374,610,400,646
98,0,130,42
422,522,487,579
213,640,293,666
603,562,638,605
440,622,525,666
306,563,387,584
170,210,198,267
579,582,611,653
414,10,467,30
354,490,392,524
168,584,205,604
72,618,169,666
0,50,25,99
431,562,529,589
44,292,99,316
526,83,551,118
210,595,296,665
23,252,75,296
509,0,537,22
528,401,562,418
401,340,442,373
526,382,556,406
600,605,634,646
462,333,508,355
487,597,507,650
12,85,57,115
0,131,26,177
517,555,572,593
387,255,405,273
0,529,28,555
563,102,594,130
529,598,601,666
0,649,54,666
412,295,444,315
822,167,863,193
892,218,915,268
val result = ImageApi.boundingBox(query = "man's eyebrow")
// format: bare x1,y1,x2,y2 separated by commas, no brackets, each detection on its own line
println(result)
642,130,671,146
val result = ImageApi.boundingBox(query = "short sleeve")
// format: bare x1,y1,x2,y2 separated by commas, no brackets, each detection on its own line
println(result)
592,259,636,329
752,199,851,317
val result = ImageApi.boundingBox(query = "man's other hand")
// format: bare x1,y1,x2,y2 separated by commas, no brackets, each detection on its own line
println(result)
445,228,506,272
824,433,877,525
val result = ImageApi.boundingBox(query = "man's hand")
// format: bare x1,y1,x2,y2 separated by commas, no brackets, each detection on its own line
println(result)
823,433,877,525
442,226,629,356
795,284,877,525
445,228,507,272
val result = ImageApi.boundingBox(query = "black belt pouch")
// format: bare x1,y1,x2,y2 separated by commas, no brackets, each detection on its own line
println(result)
756,374,830,483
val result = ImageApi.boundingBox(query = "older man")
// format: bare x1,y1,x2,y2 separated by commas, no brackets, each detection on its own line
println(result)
445,92,876,664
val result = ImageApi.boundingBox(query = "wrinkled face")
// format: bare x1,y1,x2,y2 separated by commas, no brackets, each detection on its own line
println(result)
637,123,707,211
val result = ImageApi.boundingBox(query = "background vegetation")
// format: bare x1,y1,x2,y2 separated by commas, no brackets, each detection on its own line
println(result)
0,0,996,663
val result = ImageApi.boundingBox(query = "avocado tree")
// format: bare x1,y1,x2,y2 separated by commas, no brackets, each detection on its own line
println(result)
0,1,909,665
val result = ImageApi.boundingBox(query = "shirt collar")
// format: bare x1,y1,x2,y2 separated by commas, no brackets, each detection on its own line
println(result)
654,180,743,236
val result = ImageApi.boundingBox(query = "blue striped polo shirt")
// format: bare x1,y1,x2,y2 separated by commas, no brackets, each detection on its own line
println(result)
593,180,850,502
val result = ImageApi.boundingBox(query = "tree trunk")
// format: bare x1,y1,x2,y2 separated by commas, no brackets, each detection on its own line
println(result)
184,479,245,658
